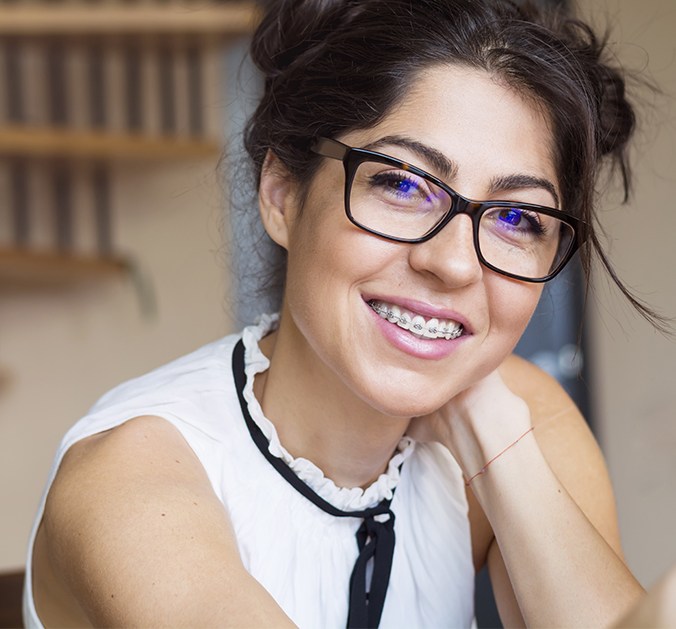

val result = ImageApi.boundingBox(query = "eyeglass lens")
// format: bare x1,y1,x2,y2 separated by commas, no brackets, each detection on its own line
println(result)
349,160,575,280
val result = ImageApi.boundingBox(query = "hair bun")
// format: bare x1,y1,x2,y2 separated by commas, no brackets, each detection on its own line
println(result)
564,20,636,161
596,64,635,159
250,0,332,76
251,0,361,80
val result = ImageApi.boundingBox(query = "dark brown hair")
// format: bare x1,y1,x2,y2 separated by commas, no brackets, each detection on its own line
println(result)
243,0,664,329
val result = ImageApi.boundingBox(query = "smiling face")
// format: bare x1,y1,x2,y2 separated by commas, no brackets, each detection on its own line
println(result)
259,64,560,418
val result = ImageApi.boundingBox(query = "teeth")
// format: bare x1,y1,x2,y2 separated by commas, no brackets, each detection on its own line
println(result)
410,315,426,338
398,311,411,330
369,300,463,340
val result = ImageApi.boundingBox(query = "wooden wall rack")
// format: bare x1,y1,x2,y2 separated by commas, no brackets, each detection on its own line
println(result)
0,1,258,285
0,3,259,37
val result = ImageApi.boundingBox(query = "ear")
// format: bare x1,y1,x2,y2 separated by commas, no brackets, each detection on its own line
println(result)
258,151,300,250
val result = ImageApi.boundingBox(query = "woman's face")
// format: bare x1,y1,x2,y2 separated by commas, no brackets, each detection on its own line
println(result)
265,64,559,418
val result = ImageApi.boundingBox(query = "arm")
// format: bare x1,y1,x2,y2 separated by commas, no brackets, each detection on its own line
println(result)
421,356,643,627
614,566,676,628
37,415,295,628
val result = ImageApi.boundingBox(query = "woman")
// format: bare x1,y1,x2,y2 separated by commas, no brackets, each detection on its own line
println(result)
25,0,657,626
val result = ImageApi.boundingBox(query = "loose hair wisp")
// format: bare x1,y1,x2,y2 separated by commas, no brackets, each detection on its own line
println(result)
244,0,666,330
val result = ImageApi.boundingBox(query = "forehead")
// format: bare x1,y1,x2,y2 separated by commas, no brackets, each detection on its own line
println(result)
342,64,558,196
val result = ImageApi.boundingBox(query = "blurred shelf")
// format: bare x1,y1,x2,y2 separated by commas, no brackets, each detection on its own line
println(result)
0,2,259,36
0,248,129,285
0,126,220,160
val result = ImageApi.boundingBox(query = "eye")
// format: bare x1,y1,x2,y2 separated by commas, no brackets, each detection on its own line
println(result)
392,178,416,195
353,162,450,225
370,171,429,201
494,207,544,235
498,208,529,227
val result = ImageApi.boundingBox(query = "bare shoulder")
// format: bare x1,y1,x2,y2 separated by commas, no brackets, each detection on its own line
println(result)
45,415,225,543
499,354,623,554
37,415,291,627
51,414,213,492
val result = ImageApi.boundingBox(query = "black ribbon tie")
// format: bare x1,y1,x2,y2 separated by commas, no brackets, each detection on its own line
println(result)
232,339,397,629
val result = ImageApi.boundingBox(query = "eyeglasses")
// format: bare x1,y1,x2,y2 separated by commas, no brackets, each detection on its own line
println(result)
311,137,584,283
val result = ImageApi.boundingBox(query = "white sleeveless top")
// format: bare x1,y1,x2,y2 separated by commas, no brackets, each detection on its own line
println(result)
24,314,475,628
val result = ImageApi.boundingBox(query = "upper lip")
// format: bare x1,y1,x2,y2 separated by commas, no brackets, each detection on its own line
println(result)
363,294,472,333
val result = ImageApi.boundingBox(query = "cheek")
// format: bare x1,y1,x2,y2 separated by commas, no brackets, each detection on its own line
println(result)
486,276,542,347
286,200,395,293
282,196,357,328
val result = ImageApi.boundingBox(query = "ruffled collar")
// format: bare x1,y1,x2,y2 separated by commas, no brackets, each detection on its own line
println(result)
240,314,416,511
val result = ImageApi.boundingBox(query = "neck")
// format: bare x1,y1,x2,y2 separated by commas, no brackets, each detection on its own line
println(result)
254,316,411,490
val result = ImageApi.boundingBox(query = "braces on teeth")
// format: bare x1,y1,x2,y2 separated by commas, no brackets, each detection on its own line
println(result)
369,301,463,340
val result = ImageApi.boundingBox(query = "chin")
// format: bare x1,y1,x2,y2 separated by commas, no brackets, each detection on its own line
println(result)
354,379,456,419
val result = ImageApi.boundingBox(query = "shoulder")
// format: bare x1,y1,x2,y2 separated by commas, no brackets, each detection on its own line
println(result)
45,415,222,544
37,416,250,626
47,330,251,527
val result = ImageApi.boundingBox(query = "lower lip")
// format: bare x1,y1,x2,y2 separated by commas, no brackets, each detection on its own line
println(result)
365,301,466,360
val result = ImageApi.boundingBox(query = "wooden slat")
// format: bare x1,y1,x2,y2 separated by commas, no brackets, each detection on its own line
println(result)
0,570,24,629
0,3,259,37
0,249,129,285
0,127,220,160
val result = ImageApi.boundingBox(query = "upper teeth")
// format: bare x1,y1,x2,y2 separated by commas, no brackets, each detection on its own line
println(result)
369,300,463,340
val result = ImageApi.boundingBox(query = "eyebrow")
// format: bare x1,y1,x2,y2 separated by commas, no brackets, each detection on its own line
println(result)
488,174,560,209
364,135,459,181
364,134,559,208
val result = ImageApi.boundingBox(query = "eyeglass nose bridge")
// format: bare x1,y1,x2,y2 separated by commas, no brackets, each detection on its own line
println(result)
420,191,484,245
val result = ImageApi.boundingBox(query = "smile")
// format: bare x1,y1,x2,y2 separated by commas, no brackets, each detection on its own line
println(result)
368,300,464,340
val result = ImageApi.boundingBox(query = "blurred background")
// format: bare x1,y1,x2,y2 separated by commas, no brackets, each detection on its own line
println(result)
0,0,674,626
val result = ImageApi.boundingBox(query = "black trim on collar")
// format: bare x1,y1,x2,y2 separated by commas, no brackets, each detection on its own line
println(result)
232,338,396,628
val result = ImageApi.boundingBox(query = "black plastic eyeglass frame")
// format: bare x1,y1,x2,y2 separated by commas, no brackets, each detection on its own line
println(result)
311,137,584,283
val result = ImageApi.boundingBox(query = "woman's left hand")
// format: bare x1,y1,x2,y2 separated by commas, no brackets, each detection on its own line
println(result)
408,368,532,482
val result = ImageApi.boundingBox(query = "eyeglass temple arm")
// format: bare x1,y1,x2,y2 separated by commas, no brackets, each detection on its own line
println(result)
312,137,349,160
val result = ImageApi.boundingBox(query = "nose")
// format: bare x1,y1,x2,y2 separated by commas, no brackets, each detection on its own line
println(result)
407,214,483,287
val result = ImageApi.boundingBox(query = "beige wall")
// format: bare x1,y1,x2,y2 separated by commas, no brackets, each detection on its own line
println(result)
0,158,234,571
578,0,676,588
